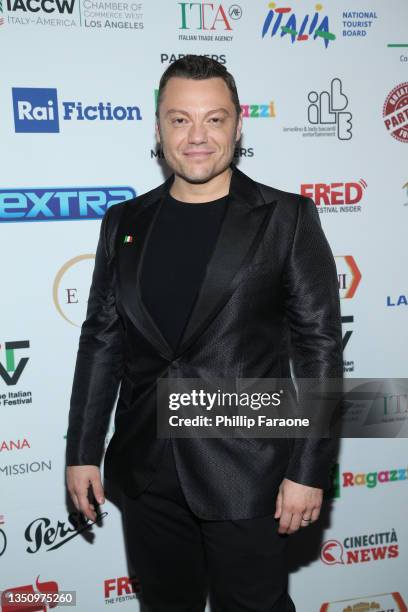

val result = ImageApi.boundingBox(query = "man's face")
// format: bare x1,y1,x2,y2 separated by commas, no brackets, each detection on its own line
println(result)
156,76,242,184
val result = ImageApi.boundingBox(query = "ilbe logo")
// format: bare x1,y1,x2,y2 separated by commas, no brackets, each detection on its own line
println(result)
12,88,59,133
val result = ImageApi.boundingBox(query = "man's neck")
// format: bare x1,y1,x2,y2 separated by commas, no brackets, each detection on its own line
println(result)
169,167,232,203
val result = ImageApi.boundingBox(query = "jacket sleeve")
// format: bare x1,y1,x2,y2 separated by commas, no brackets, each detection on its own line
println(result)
65,204,125,467
282,196,343,490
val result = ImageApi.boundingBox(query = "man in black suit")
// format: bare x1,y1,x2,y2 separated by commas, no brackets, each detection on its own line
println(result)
66,55,343,611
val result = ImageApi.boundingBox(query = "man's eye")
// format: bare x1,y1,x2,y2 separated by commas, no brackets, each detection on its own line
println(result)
172,118,187,125
209,117,222,124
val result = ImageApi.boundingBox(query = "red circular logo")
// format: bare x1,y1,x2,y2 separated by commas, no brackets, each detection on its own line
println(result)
383,82,408,143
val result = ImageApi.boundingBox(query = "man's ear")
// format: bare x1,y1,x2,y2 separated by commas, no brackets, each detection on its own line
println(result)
235,112,243,143
155,119,161,144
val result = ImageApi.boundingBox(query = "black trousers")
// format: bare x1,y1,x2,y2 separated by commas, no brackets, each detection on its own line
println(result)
119,440,296,612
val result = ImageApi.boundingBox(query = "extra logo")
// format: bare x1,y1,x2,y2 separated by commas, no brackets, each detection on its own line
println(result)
383,82,408,143
0,187,135,222
12,88,142,133
261,2,335,48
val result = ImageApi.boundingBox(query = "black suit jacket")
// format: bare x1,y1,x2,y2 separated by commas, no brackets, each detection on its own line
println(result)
66,164,343,520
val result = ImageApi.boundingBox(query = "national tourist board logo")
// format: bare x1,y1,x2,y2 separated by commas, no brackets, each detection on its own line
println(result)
3,0,143,30
12,87,142,133
383,82,408,143
261,2,335,48
178,2,242,42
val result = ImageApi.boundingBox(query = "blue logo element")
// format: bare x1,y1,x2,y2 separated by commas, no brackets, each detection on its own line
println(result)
12,88,59,133
0,187,136,222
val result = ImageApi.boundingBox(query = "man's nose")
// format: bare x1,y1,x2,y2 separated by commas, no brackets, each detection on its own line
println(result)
187,122,208,144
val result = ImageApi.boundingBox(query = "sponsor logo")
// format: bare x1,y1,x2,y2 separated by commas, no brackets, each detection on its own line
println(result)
383,82,408,143
178,2,242,42
104,576,141,604
0,439,30,452
0,459,52,476
341,10,378,38
261,2,335,48
24,510,108,552
0,187,135,222
386,294,407,307
12,87,59,133
283,78,352,140
321,529,399,565
0,341,30,386
330,462,408,497
4,0,143,29
403,180,408,206
160,52,227,64
12,88,142,133
335,256,361,299
320,592,407,612
53,255,96,327
301,180,367,214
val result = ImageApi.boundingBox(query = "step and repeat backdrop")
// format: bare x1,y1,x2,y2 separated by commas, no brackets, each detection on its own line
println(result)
1,1,407,610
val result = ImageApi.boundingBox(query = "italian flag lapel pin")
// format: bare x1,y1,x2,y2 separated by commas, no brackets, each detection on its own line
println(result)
123,235,134,244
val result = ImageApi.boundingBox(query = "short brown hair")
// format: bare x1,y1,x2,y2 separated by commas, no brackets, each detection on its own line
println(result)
156,54,241,118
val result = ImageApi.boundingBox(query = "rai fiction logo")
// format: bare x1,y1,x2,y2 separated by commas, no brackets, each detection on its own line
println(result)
300,179,367,213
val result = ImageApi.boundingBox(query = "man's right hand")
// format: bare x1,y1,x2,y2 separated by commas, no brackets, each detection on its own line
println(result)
66,465,105,522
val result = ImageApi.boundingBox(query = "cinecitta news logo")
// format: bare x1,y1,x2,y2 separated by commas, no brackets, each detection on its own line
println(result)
0,188,136,222
12,87,142,133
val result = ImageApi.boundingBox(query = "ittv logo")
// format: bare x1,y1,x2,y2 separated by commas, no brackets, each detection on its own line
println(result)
320,528,399,566
301,179,367,213
104,576,141,603
0,341,29,386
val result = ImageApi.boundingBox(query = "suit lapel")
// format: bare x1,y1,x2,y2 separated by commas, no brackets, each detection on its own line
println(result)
117,165,277,361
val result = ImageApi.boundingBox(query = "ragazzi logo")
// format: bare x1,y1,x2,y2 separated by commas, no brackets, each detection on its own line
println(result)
261,2,335,48
0,187,135,222
321,529,399,566
12,87,142,133
329,463,408,498
301,180,367,213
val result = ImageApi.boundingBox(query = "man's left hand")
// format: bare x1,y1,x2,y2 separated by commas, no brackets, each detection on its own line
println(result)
274,478,323,534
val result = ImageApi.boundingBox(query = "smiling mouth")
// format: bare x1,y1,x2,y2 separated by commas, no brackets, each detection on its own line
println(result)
183,151,215,157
